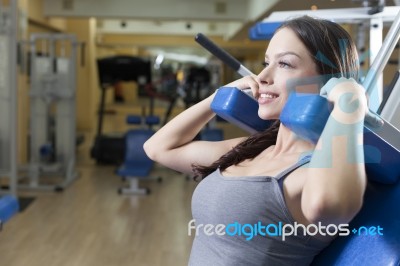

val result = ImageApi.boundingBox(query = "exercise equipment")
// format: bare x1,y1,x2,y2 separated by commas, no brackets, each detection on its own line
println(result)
197,6,400,180
20,33,80,192
200,128,224,141
378,70,400,129
116,115,161,195
249,6,400,111
199,115,224,142
195,33,252,78
91,55,152,165
203,7,400,264
182,66,212,107
194,33,253,98
143,71,180,126
311,167,400,265
196,33,334,140
0,0,18,196
0,195,19,231
280,93,332,144
210,88,273,134
0,0,19,227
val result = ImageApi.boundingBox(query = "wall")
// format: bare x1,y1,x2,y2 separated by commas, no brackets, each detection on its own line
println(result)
65,19,96,131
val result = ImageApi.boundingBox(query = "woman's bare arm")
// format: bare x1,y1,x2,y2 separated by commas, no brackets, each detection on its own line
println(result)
143,92,245,175
301,78,368,225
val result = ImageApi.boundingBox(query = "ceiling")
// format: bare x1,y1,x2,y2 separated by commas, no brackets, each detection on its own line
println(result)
44,0,280,40
42,0,399,63
43,0,396,39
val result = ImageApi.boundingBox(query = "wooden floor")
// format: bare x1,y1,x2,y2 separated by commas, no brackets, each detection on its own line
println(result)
0,99,247,266
0,160,195,266
0,133,198,266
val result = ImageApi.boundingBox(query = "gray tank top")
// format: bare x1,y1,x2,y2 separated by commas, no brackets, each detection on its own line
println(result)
189,154,333,266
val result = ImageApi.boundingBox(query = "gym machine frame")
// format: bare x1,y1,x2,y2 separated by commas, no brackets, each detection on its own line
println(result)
250,6,400,160
20,33,79,192
251,6,400,111
198,6,400,183
0,0,18,196
0,0,19,230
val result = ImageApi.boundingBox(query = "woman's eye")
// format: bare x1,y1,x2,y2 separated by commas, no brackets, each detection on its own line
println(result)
279,61,292,68
262,62,269,67
262,61,292,69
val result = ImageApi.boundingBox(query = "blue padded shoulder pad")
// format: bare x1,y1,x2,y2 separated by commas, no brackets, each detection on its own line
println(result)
210,87,273,134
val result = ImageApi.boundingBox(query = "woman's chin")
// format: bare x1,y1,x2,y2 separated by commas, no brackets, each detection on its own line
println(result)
258,111,278,121
258,113,278,120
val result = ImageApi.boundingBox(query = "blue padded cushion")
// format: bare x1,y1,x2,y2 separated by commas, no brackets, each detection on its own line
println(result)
126,115,142,125
210,87,273,134
0,195,19,223
281,93,400,184
363,126,400,184
145,115,160,126
280,93,332,144
200,128,224,141
248,22,281,40
312,180,400,265
116,129,154,178
212,87,400,184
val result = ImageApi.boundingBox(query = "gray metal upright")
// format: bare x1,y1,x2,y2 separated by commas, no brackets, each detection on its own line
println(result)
379,74,400,129
25,33,78,192
363,8,400,110
0,0,18,196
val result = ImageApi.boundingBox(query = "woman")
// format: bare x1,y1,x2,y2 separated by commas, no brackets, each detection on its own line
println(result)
144,16,368,265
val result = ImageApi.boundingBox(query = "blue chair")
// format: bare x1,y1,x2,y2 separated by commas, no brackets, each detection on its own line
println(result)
0,195,19,231
312,177,400,265
118,114,162,195
200,128,224,141
116,129,156,195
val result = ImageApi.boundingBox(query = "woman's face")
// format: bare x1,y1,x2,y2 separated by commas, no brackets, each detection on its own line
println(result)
256,27,320,120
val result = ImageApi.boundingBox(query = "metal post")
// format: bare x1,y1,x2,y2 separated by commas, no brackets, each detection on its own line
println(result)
363,10,400,111
9,0,18,196
0,0,18,196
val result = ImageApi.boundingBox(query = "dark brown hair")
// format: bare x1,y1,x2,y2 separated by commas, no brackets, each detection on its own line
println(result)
192,16,360,179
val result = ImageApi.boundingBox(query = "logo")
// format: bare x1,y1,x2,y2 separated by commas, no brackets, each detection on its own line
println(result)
188,219,383,241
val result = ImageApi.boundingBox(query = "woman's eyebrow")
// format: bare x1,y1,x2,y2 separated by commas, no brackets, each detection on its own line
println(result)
265,51,302,60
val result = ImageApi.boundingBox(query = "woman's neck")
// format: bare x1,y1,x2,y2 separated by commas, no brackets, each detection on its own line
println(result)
269,123,315,157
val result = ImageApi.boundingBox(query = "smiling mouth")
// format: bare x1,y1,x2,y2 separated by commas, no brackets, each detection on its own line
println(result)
259,92,279,99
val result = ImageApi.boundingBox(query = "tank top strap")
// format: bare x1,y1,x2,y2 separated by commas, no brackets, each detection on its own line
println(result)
275,152,313,182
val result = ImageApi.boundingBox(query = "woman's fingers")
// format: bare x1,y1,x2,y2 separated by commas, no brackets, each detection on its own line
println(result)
226,76,258,89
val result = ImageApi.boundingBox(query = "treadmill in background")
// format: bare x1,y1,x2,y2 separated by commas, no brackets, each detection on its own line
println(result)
90,55,152,164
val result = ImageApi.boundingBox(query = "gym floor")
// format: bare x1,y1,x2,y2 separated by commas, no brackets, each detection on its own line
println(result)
0,138,197,266
0,97,247,266
0,100,202,266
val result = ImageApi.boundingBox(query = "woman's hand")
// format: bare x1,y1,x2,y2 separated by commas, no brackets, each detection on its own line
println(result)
224,75,260,96
320,77,383,128
320,77,368,125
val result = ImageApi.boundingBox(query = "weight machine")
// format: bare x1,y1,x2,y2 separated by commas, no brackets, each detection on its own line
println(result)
248,6,400,157
250,6,400,112
378,70,400,127
196,5,400,263
20,33,80,192
0,0,19,228
206,5,400,264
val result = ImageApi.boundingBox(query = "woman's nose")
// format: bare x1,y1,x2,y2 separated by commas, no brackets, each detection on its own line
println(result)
257,68,273,85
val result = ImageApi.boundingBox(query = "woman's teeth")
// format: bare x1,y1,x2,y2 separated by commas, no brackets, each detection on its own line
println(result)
260,93,278,99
